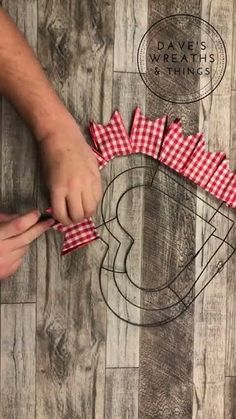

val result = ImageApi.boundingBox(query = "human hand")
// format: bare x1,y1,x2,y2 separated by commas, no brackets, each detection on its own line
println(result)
0,210,55,280
38,118,102,226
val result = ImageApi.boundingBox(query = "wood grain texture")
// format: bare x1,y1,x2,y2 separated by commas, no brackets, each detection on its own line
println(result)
105,368,139,419
231,0,236,91
138,1,201,418
0,0,38,304
114,0,148,72
226,92,236,377
0,303,35,419
193,1,234,418
36,1,114,418
105,72,146,369
230,91,236,171
225,377,236,419
0,0,235,418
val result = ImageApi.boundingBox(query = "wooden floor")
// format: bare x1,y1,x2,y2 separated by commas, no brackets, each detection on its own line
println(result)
0,0,236,418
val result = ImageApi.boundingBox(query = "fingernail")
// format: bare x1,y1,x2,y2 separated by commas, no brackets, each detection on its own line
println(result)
46,218,56,227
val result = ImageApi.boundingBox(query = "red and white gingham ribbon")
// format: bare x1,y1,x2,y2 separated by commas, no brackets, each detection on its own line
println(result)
45,107,236,255
89,110,132,164
130,107,167,158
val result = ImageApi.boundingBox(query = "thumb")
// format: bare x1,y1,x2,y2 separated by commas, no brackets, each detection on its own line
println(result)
0,212,19,223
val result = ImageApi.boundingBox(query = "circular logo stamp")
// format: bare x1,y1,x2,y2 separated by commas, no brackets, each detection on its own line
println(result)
137,14,227,104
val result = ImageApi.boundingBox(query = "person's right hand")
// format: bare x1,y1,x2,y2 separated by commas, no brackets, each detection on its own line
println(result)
0,210,55,280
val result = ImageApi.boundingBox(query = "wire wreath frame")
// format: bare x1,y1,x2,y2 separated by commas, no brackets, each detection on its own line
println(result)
95,161,235,327
41,107,236,327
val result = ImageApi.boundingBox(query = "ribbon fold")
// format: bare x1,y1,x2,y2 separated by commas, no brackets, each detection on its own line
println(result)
45,107,236,255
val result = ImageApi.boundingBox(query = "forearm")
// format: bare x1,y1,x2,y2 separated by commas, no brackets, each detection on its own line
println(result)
0,7,73,141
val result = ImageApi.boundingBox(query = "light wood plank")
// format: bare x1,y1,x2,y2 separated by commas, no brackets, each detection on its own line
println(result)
231,0,236,90
225,92,236,376
105,72,146,369
201,0,233,96
0,0,38,303
192,110,230,419
193,2,234,418
114,0,148,72
229,91,236,171
0,303,35,419
36,1,114,418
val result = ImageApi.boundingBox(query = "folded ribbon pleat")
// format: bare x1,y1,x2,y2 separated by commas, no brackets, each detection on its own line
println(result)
89,110,132,162
130,107,167,158
44,107,236,255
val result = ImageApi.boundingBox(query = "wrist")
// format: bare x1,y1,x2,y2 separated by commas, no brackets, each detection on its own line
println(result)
34,109,73,143
31,91,78,143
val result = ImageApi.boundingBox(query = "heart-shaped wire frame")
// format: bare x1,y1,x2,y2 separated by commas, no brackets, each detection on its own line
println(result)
95,162,235,327
42,107,236,327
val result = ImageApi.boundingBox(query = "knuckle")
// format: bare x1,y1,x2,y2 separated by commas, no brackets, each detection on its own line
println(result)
58,217,72,227
71,214,84,224
50,184,67,194
13,217,25,232
68,178,80,190
53,210,70,226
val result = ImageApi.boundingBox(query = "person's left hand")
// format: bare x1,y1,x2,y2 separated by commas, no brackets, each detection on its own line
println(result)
39,118,102,226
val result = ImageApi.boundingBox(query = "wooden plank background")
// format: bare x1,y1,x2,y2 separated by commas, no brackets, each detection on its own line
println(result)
0,0,235,418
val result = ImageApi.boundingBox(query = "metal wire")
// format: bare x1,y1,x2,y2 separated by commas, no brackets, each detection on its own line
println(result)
95,162,236,327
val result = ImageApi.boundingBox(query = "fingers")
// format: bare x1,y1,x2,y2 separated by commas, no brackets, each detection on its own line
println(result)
66,181,101,224
0,211,54,280
50,171,103,226
0,210,40,240
7,217,55,250
0,246,28,280
0,259,23,280
51,189,73,226
0,212,18,223
8,245,29,261
92,176,103,204
66,193,84,224
81,189,97,219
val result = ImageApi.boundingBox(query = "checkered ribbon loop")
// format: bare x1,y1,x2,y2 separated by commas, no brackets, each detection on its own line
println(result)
89,110,132,165
56,218,99,255
44,208,99,255
130,107,167,158
45,107,236,255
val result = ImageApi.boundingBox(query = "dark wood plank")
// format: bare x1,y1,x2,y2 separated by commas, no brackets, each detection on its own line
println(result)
225,377,236,419
36,1,114,417
138,1,201,418
105,368,139,419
